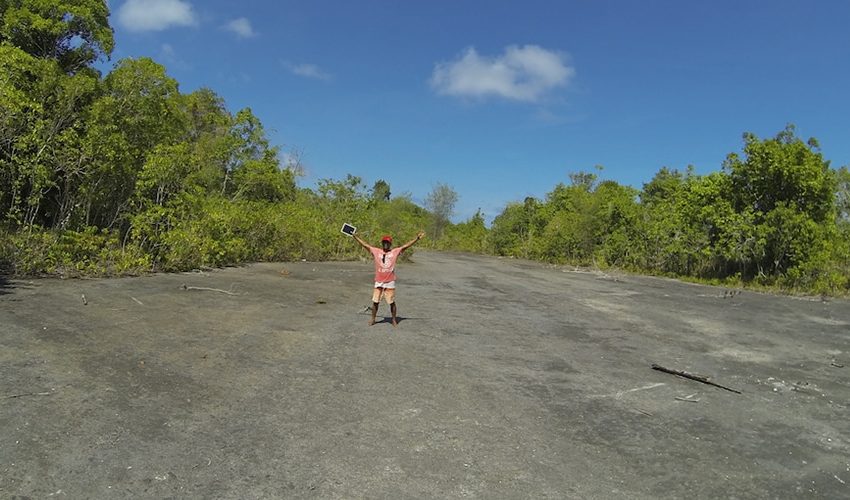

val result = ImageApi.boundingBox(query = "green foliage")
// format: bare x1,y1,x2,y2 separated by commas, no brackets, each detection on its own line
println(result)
1,0,114,72
8,226,149,276
227,108,293,202
594,181,642,268
438,210,489,253
369,179,391,204
725,125,835,222
640,166,687,205
119,176,432,272
489,174,641,268
485,133,849,295
135,142,195,207
0,42,99,227
489,197,542,258
720,126,838,282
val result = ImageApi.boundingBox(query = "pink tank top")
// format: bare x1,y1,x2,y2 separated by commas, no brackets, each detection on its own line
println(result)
369,247,403,282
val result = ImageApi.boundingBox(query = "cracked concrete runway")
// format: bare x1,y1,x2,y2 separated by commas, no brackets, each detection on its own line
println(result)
1,251,849,498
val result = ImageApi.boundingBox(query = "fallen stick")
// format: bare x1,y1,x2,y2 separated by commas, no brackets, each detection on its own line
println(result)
652,364,742,394
4,391,53,399
180,284,238,295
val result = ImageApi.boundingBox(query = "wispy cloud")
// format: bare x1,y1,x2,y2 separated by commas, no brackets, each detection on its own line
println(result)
282,61,331,81
161,43,176,58
117,0,197,32
160,43,191,70
224,17,256,38
430,45,574,102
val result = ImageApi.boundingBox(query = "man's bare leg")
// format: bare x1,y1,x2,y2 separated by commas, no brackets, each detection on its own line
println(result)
369,301,379,326
390,302,398,327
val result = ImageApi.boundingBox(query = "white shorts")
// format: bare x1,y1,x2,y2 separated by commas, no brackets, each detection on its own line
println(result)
372,284,396,304
374,281,396,289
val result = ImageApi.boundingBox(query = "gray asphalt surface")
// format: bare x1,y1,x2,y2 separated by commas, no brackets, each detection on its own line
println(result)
1,251,849,499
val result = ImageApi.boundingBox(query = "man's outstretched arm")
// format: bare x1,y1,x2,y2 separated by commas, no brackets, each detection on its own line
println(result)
352,233,372,251
399,231,426,252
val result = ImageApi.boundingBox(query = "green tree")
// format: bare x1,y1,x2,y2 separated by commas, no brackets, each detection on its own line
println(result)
534,173,601,263
490,198,536,257
0,42,98,227
182,87,230,141
594,180,640,267
637,167,690,272
134,142,194,207
0,0,114,73
568,170,598,192
641,166,688,205
176,88,238,195
0,44,45,224
81,57,183,228
370,193,429,242
722,125,837,278
227,108,294,202
317,174,366,203
724,125,835,223
369,179,391,204
315,174,368,245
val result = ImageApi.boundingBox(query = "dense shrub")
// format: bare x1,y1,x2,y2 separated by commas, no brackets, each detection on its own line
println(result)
8,227,150,277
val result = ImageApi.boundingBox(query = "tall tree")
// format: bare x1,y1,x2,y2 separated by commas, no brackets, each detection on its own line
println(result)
370,179,391,203
0,42,98,227
425,182,458,239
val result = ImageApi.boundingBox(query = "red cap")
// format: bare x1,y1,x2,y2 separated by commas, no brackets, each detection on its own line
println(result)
381,235,392,243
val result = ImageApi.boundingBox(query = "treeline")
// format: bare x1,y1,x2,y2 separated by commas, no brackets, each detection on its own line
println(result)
486,128,850,293
3,2,849,295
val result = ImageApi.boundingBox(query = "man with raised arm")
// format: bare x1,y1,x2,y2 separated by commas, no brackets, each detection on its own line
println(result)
352,231,425,326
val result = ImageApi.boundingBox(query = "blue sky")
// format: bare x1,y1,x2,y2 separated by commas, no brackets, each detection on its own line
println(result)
104,0,850,222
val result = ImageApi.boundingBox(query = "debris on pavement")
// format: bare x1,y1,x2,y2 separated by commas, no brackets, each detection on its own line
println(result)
652,363,742,394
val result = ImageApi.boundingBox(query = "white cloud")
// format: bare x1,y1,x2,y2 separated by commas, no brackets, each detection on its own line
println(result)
283,61,331,81
430,45,574,102
117,0,197,32
224,17,256,38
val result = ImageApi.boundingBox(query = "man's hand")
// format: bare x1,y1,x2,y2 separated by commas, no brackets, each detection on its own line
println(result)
401,230,426,251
